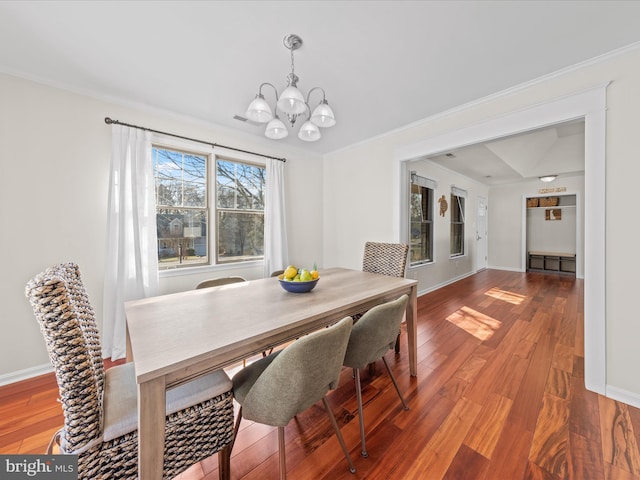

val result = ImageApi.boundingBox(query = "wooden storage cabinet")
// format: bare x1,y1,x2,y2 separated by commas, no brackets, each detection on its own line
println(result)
528,251,576,275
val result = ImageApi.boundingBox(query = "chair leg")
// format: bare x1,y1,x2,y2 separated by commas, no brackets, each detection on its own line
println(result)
278,426,286,480
394,331,401,353
231,406,243,451
218,445,231,480
382,356,409,411
353,368,368,458
321,396,356,473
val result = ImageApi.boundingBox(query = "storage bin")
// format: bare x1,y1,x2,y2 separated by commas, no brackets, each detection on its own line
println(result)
526,198,539,208
539,196,559,207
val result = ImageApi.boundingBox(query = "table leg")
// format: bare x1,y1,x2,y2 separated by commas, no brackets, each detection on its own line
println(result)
126,325,133,362
406,284,418,376
138,377,166,479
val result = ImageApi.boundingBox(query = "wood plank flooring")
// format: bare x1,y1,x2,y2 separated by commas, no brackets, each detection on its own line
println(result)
2,270,640,479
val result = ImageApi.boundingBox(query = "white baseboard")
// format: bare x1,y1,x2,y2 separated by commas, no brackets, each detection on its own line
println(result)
0,363,53,386
606,385,640,409
417,270,477,297
487,264,524,273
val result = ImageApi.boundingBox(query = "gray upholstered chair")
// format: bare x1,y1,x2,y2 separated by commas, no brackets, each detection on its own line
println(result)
343,294,410,458
270,269,285,277
361,241,409,353
25,263,235,480
232,317,356,479
196,276,247,289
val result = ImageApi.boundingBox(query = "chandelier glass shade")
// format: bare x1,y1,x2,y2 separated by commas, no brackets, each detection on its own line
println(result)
265,116,288,140
245,34,336,142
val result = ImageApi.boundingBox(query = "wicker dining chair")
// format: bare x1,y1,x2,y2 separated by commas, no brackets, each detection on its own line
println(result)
25,263,235,480
361,241,409,353
343,295,410,458
231,317,356,480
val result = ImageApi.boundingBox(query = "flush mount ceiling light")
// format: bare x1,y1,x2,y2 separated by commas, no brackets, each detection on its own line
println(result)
539,175,557,182
245,34,336,142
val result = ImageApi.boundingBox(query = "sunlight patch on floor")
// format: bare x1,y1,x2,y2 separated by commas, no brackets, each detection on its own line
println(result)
484,287,526,305
446,306,502,341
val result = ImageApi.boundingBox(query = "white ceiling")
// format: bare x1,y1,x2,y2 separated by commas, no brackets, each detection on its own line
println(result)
1,1,639,158
425,119,585,186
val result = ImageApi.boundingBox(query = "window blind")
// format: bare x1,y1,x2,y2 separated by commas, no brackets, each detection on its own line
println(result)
411,172,437,190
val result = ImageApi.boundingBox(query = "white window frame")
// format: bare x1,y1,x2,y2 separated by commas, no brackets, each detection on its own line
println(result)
152,135,266,274
409,172,436,266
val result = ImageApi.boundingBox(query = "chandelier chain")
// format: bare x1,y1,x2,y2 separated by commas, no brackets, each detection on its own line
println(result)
290,48,295,76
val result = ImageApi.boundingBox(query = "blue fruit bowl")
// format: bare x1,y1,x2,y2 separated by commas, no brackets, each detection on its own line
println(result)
278,278,319,293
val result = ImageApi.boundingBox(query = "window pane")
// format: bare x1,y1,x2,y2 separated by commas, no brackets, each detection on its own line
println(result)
451,223,464,256
157,208,208,268
217,211,264,263
216,159,237,208
410,183,433,265
450,193,465,256
216,159,265,210
153,148,206,208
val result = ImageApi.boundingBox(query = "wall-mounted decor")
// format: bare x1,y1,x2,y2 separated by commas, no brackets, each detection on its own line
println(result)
539,186,567,194
545,208,562,221
438,195,448,217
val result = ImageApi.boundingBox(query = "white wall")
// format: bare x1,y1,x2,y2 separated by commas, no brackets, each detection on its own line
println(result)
322,46,640,400
0,73,323,381
404,161,489,292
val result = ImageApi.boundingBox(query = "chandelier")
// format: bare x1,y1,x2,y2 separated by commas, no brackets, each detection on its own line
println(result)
245,34,336,142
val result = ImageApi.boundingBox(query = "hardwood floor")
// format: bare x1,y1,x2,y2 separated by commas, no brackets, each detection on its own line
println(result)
3,270,640,479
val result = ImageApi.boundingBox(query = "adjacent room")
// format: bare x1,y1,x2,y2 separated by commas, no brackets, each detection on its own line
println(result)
2,1,640,479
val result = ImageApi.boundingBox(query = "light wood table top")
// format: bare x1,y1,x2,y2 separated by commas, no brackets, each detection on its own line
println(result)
125,267,418,479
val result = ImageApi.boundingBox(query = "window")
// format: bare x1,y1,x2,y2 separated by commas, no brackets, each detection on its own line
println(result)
450,187,466,257
216,158,265,264
153,145,265,269
409,173,435,265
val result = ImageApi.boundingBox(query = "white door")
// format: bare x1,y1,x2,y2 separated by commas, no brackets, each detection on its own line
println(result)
476,196,488,271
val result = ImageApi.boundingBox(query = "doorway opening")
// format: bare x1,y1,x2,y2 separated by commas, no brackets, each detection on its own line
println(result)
394,84,607,395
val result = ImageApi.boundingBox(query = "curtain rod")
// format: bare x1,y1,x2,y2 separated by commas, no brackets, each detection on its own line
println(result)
104,117,286,162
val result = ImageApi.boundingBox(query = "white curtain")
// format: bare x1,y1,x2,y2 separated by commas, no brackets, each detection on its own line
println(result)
102,125,159,360
263,158,288,277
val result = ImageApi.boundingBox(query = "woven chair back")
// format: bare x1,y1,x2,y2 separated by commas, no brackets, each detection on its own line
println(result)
25,263,103,452
362,242,409,278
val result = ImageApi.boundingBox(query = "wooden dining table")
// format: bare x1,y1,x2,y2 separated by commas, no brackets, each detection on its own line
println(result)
125,267,418,479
